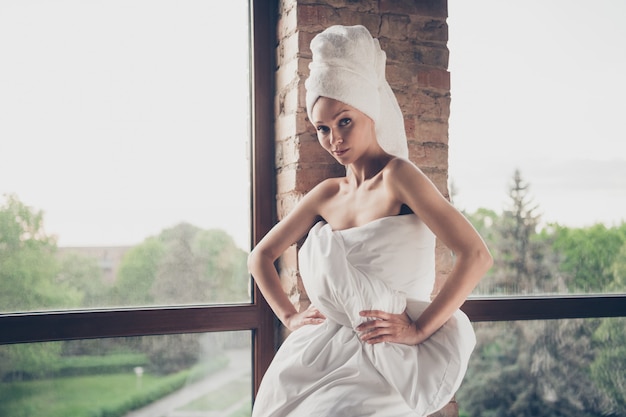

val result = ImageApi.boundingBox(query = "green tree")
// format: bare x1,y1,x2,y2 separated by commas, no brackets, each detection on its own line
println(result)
0,195,78,380
113,222,249,307
112,237,165,306
194,227,250,303
151,223,207,304
459,320,611,417
457,172,624,416
591,317,626,414
549,223,626,292
111,222,250,373
495,169,553,294
56,252,107,308
472,170,559,295
0,194,79,312
609,241,626,292
0,342,63,381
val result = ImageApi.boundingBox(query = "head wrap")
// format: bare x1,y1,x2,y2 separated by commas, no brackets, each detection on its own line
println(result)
305,25,408,159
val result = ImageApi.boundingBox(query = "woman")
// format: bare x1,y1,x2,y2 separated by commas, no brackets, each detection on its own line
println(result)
248,25,492,417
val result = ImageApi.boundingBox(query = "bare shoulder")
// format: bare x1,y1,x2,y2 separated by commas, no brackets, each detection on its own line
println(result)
381,157,448,211
252,177,345,258
382,157,431,187
384,157,418,172
286,176,345,223
304,176,344,203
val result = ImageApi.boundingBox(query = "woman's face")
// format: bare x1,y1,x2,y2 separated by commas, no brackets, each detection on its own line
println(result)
311,97,376,165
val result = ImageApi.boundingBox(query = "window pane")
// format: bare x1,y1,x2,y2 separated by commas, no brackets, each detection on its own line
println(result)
0,331,252,417
457,318,626,416
448,0,626,296
0,1,252,312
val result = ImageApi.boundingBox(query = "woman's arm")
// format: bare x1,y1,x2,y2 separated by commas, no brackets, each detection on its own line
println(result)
247,181,332,331
358,159,493,345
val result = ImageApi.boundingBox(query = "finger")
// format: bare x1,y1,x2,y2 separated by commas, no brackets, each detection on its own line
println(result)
305,309,326,323
357,317,397,330
306,305,326,318
306,309,326,320
356,319,392,332
360,327,395,343
361,320,410,335
364,334,394,344
312,310,326,319
303,312,325,320
357,320,389,329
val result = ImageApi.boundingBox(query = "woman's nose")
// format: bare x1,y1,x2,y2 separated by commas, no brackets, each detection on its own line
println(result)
330,131,343,145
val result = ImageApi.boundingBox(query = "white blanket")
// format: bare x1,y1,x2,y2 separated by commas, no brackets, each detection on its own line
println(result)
252,215,476,417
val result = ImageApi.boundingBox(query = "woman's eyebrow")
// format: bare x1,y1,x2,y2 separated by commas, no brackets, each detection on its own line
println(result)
315,109,350,124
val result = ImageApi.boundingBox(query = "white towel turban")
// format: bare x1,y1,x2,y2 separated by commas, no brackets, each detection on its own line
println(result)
305,25,409,159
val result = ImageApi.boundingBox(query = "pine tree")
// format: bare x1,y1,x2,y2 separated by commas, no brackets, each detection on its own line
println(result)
492,169,557,294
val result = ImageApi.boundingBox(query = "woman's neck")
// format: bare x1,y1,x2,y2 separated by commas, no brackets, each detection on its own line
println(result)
347,153,393,186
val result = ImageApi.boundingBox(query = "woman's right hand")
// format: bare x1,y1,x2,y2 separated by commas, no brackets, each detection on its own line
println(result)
284,304,326,331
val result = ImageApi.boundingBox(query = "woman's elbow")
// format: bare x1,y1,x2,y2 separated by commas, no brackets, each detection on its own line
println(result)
475,245,494,274
247,247,273,275
247,249,260,275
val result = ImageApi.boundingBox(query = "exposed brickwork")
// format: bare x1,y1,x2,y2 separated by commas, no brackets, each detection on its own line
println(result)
275,0,452,298
274,1,456,414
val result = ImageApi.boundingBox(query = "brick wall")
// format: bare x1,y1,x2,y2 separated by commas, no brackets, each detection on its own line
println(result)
275,0,453,310
273,1,456,415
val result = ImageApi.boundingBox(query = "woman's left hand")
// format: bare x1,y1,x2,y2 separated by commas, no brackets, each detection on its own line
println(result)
356,309,426,346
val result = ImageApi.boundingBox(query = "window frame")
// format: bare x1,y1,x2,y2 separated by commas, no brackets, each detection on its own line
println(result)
0,0,277,395
2,0,625,402
462,294,626,322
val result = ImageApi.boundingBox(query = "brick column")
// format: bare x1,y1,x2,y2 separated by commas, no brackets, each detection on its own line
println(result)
275,0,452,310
274,1,456,415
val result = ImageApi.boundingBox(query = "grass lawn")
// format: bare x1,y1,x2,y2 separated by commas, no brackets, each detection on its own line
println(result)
1,354,232,417
0,371,188,417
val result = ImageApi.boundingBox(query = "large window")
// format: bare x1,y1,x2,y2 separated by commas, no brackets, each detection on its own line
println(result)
0,0,276,414
447,0,626,298
457,318,626,416
0,0,252,312
0,331,252,417
4,1,624,416
448,2,626,415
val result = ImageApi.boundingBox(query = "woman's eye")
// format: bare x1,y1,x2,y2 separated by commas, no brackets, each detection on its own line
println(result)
317,126,329,134
339,118,351,126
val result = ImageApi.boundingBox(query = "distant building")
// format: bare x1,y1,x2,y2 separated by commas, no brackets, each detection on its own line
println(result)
58,246,132,283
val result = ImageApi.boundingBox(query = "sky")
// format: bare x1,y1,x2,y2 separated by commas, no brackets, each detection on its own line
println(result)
447,0,626,228
1,1,624,251
0,1,252,249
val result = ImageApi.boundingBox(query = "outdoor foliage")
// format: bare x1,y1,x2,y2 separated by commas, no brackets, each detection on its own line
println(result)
590,317,626,415
0,194,80,312
0,193,249,380
0,354,229,417
2,166,626,416
547,224,626,292
113,222,250,307
456,170,626,417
